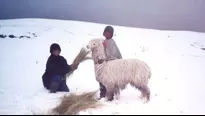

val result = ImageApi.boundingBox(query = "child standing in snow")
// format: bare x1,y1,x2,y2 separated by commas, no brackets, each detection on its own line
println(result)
103,26,122,61
42,43,78,93
99,26,123,99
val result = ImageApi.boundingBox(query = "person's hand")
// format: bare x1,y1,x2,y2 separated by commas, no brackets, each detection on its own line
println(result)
70,63,78,70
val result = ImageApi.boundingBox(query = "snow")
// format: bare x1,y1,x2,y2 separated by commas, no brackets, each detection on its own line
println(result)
1,18,205,115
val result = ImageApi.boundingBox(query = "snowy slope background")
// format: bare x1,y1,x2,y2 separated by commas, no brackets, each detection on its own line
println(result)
0,19,205,115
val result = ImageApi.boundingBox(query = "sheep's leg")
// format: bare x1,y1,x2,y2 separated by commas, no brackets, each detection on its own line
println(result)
106,90,114,101
138,85,150,103
115,91,120,100
130,82,143,99
114,84,121,100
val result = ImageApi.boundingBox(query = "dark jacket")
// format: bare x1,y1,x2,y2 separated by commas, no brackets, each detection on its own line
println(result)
42,54,71,89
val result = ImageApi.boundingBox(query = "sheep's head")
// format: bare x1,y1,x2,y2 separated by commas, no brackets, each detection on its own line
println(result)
86,38,104,51
86,38,106,64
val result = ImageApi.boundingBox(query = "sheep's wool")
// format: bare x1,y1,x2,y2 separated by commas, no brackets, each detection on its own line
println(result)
87,38,151,102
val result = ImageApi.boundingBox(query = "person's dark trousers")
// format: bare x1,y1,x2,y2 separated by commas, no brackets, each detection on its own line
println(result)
99,82,106,98
50,75,69,93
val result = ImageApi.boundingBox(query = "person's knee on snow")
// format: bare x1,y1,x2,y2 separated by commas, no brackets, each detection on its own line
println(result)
50,75,69,93
50,75,63,93
59,80,69,92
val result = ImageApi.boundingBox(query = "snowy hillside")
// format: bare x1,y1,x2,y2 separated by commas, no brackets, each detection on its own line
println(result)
0,18,205,115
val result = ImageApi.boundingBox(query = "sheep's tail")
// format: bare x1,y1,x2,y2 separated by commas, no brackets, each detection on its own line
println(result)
147,64,152,79
140,60,152,80
148,69,151,79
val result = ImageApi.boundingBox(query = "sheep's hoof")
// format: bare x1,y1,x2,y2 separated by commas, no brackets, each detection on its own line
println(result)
107,97,114,101
115,95,120,100
142,97,149,104
107,98,114,101
97,96,106,100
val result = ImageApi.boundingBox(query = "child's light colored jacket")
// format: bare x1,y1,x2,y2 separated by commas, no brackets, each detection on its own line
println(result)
104,38,122,60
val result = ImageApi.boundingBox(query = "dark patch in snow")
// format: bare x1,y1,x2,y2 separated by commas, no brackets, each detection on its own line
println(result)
141,46,148,52
9,35,17,38
168,36,172,40
36,61,39,64
32,33,37,37
25,36,31,38
168,99,172,101
138,46,149,52
20,35,31,39
154,94,158,96
190,44,195,47
19,36,24,39
0,34,7,38
201,48,205,50
180,111,184,113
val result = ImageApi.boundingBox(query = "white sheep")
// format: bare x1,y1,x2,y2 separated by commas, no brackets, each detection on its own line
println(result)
86,38,152,103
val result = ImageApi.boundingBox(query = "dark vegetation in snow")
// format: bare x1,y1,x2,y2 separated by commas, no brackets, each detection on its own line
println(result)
0,32,37,39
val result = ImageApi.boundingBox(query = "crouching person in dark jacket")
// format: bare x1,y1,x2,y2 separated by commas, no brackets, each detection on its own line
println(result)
42,43,78,93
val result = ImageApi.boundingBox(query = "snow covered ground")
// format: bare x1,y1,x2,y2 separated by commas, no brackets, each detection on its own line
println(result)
0,18,205,115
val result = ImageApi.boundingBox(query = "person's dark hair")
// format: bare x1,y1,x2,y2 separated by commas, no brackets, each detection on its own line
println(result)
50,43,61,53
103,26,114,38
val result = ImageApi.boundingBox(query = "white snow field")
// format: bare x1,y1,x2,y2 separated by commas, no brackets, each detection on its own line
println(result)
0,18,205,115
